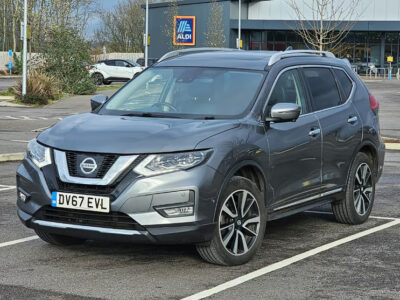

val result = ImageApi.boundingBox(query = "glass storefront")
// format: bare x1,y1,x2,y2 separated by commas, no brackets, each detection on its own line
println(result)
245,30,400,75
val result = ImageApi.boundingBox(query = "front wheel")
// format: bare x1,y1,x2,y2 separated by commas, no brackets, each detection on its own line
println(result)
92,73,104,85
196,176,266,265
332,152,375,224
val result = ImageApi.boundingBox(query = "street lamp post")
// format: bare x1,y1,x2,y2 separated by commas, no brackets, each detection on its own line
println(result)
237,0,241,49
145,0,149,68
22,0,28,96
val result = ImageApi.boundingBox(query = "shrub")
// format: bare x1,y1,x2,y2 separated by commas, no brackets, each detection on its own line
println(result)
14,70,62,105
43,27,96,95
12,53,23,75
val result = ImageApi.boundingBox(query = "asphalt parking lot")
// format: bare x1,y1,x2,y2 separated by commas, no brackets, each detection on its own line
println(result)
0,80,399,299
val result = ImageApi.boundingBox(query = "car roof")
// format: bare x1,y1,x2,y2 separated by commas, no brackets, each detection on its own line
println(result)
156,50,278,70
155,49,349,71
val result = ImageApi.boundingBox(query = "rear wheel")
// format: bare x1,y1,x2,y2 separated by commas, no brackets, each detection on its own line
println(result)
332,152,375,224
196,176,266,265
35,229,86,246
92,73,104,85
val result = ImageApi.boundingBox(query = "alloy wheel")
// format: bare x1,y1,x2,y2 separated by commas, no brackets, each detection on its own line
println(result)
353,163,373,216
218,189,261,256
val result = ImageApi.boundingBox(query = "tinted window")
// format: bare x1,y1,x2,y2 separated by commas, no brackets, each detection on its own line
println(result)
115,60,130,67
104,60,115,66
333,69,353,102
303,68,341,111
267,69,308,114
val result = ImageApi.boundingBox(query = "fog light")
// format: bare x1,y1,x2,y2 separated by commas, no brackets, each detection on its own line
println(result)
18,191,27,202
162,206,194,217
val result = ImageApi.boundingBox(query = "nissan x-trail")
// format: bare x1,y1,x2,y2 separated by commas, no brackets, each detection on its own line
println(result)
17,49,385,265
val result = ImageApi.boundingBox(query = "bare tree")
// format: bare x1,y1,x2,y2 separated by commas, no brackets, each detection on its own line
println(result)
95,0,145,53
205,0,226,48
287,0,362,51
0,0,96,53
163,0,182,51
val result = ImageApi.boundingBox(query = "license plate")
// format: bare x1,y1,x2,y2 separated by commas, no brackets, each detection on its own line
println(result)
51,192,110,213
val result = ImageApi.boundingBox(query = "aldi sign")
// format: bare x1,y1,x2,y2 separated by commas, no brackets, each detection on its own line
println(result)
174,16,196,46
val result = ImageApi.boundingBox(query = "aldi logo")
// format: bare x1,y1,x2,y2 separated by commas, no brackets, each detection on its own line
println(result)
174,16,196,46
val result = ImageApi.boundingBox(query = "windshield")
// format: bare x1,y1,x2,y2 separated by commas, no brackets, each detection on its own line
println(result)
101,67,265,118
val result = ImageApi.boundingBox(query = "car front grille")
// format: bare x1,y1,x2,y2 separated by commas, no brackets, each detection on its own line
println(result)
66,152,118,179
35,206,144,231
57,181,116,198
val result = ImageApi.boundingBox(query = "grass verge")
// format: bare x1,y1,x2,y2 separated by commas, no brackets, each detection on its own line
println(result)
96,84,123,91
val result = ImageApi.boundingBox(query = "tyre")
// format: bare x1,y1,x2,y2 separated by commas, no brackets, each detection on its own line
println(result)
35,229,86,246
196,176,266,265
92,73,104,85
332,152,375,224
103,80,112,85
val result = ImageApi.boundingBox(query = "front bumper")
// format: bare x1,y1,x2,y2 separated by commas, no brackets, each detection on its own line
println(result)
16,157,221,244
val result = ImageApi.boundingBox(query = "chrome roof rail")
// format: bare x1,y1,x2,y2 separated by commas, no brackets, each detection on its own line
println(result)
158,47,237,62
268,50,336,66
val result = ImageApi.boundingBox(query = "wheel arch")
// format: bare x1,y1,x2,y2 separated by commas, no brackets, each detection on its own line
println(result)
347,140,379,188
213,160,269,222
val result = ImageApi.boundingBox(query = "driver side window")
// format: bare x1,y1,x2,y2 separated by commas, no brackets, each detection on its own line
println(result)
267,69,308,115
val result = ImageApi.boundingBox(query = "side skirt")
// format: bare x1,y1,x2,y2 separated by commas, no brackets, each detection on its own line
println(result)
267,189,345,221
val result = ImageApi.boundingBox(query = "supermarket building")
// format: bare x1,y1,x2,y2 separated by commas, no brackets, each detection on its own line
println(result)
146,0,400,71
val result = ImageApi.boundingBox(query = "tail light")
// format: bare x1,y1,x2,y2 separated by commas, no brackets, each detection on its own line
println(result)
84,66,89,70
369,94,379,111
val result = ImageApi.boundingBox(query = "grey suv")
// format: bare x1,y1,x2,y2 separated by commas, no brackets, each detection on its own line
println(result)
17,49,385,265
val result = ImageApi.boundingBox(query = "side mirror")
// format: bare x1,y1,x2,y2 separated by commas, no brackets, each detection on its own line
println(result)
267,103,301,122
91,94,108,111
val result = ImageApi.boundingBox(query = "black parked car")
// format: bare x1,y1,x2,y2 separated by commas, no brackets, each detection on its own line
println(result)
136,57,159,67
17,49,385,265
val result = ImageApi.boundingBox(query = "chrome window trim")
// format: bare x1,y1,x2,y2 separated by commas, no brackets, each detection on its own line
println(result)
263,64,356,119
54,149,138,186
33,220,142,235
273,188,343,211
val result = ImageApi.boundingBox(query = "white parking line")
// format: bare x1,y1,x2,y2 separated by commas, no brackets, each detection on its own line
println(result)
32,126,50,132
0,236,39,248
305,210,400,221
0,185,16,192
182,219,400,300
10,140,29,143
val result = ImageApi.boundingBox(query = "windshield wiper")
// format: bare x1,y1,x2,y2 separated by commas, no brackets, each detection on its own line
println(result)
121,112,181,118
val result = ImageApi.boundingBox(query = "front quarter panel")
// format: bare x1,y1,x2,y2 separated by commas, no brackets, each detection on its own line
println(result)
195,122,271,219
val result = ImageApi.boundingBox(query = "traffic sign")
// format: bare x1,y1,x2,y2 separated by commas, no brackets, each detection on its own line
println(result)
387,56,393,62
8,49,12,56
8,62,12,69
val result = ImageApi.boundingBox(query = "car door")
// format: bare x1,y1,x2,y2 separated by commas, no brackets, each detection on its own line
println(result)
114,60,134,80
265,68,322,210
301,67,362,194
102,60,116,78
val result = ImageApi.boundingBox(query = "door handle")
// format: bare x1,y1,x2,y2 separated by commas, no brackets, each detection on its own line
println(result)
309,128,321,137
348,116,358,124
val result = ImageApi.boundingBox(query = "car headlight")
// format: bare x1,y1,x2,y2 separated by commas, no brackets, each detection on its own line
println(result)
134,150,212,176
27,139,51,168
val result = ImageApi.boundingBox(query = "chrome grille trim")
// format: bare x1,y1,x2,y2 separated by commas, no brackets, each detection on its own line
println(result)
54,150,138,186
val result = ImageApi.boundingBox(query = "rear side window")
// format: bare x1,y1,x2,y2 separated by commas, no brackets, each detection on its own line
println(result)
303,68,341,111
333,69,353,102
105,60,115,66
